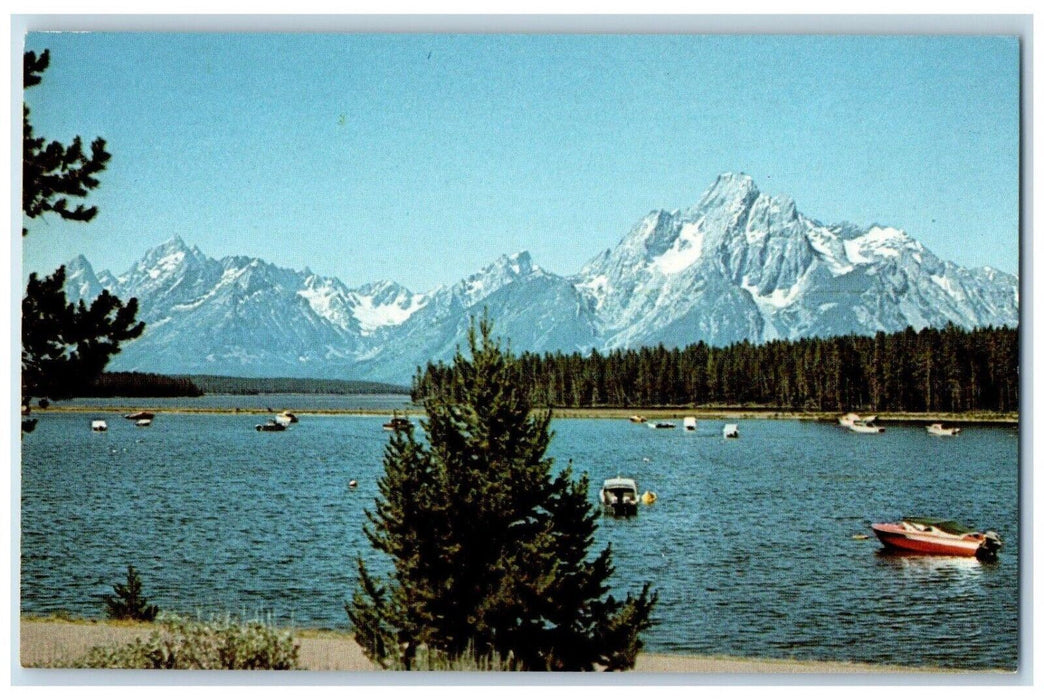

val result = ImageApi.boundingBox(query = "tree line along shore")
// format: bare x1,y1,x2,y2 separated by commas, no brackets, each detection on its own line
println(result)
413,325,1018,415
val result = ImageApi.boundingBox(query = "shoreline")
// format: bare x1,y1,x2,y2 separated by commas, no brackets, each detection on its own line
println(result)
28,404,1019,424
19,617,991,674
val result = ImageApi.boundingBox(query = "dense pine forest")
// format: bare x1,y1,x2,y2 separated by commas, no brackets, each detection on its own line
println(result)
179,375,409,396
77,374,408,398
412,325,1019,414
81,372,204,398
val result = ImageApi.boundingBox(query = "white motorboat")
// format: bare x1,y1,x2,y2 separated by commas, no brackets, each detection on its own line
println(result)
600,477,639,517
839,412,878,426
926,423,961,436
838,412,861,427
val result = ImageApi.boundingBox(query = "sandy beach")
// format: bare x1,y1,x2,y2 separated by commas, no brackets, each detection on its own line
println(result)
18,618,969,674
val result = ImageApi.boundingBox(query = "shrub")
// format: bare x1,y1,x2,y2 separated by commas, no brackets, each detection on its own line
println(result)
63,613,300,670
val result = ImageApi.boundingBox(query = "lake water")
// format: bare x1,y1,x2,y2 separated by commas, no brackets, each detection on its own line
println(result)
20,411,1020,670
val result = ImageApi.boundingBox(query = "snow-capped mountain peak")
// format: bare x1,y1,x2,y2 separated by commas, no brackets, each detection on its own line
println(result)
62,254,107,301
452,250,540,308
693,171,760,213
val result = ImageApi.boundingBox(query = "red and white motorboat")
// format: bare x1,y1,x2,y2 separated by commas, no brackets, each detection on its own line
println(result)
870,518,1002,559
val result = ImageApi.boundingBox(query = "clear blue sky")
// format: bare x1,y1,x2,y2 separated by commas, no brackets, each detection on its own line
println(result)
20,32,1021,290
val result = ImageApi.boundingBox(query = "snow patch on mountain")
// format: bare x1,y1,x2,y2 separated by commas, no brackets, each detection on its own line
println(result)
346,281,428,335
654,222,705,274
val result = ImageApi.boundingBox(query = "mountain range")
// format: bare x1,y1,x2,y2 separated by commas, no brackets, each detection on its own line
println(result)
61,173,1019,383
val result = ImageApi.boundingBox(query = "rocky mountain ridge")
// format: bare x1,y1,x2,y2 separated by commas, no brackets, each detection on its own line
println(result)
60,173,1019,382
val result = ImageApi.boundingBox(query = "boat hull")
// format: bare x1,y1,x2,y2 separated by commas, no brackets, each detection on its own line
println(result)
871,522,993,557
600,478,639,517
600,495,638,517
848,424,884,434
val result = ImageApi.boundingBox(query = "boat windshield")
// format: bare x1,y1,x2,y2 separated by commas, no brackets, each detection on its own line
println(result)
903,517,972,535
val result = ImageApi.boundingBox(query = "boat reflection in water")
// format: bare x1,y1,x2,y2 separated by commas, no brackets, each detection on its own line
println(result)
874,549,988,571
872,548,994,592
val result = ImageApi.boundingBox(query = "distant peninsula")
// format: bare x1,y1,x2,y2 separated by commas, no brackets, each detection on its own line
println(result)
72,372,408,398
177,375,410,396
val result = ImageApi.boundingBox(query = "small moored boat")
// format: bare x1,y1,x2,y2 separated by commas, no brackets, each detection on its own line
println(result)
255,419,287,432
628,415,647,423
848,421,884,434
600,477,639,517
926,423,961,436
382,413,412,431
124,411,155,421
722,423,739,438
277,411,299,425
135,418,152,427
648,422,675,429
870,518,1002,559
91,420,108,432
683,417,697,431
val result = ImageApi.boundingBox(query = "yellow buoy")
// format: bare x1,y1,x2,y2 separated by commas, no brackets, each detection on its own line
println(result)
641,491,657,505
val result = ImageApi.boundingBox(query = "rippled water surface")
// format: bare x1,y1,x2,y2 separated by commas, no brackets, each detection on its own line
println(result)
21,412,1019,669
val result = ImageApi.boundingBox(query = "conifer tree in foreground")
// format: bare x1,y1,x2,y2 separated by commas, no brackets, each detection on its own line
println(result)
21,48,143,415
349,317,657,671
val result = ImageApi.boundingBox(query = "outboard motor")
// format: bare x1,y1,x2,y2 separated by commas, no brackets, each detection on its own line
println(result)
976,531,1003,560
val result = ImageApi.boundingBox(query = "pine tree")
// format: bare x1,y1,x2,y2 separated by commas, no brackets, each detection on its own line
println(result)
21,49,143,416
22,265,145,405
349,316,657,671
104,565,159,622
23,50,111,236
